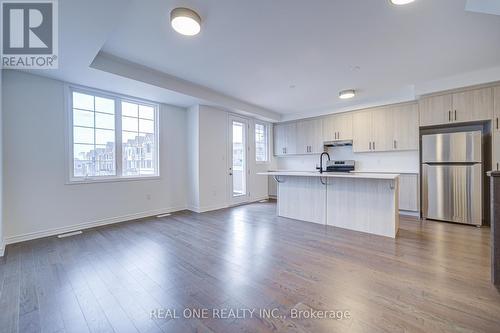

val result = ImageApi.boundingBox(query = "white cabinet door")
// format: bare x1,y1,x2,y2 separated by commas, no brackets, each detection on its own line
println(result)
371,107,391,152
336,113,353,141
393,103,419,151
284,122,297,155
295,120,311,155
353,111,373,153
452,87,493,123
311,118,324,154
399,174,419,212
419,94,452,127
273,124,286,156
322,115,336,142
297,119,323,154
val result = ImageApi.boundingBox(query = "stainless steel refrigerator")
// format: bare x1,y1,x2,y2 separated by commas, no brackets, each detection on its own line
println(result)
422,131,482,226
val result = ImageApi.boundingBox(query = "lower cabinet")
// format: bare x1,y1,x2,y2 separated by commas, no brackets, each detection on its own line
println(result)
399,174,419,212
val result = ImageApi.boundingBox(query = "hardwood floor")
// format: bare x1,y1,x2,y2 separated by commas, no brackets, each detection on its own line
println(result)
1,201,499,332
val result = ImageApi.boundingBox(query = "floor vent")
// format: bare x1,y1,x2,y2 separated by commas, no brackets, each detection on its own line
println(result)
156,213,172,218
57,231,83,238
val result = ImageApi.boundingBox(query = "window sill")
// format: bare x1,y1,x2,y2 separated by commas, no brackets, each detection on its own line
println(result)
66,175,161,185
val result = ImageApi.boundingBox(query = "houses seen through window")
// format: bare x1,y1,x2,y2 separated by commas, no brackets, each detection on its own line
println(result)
70,89,159,181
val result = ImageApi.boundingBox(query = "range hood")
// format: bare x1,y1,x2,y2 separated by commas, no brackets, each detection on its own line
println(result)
323,140,353,147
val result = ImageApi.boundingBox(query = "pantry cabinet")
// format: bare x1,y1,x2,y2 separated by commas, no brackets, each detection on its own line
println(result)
419,87,493,127
323,113,353,142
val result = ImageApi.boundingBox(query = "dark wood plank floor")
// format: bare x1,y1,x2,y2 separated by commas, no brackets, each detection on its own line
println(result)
1,201,500,333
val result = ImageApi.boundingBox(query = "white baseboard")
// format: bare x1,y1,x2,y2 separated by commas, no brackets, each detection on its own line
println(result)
188,203,229,213
399,210,420,218
4,206,187,246
0,240,5,257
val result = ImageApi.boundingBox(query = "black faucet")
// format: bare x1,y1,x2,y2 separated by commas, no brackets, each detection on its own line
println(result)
318,152,331,174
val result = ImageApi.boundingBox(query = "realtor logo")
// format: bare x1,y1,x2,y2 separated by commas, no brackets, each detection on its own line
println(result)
1,0,58,68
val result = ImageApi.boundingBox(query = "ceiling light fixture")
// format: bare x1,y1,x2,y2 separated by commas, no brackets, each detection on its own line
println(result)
390,0,415,5
339,89,356,99
170,7,201,36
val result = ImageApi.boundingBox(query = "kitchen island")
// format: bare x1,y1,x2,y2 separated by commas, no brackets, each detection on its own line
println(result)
259,171,400,238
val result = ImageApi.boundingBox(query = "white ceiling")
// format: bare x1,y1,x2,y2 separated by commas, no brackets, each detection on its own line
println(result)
100,0,500,117
22,0,500,121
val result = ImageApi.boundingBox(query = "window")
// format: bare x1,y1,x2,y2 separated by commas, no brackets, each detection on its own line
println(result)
69,88,159,182
255,123,268,163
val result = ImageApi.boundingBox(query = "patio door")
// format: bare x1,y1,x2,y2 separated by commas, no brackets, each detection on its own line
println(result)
228,115,249,205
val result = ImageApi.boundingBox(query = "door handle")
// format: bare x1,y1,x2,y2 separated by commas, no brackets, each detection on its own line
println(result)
229,172,233,176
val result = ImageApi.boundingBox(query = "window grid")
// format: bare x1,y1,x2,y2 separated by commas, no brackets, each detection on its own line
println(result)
255,123,268,163
70,88,159,181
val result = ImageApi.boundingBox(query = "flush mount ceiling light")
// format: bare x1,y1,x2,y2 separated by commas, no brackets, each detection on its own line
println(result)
339,89,356,99
170,7,201,36
390,0,415,5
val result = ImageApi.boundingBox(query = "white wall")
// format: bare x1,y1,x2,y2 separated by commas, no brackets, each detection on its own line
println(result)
186,105,200,209
3,71,188,242
198,105,229,211
186,105,272,212
276,147,419,173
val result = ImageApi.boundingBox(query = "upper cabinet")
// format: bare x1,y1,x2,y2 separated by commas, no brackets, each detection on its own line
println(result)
274,120,322,156
419,87,493,127
296,119,323,154
353,103,418,153
391,103,419,151
352,110,373,152
274,122,297,156
323,113,353,142
492,86,500,132
419,94,452,127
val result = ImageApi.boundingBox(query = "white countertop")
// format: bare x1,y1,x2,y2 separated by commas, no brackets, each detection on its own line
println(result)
258,171,399,180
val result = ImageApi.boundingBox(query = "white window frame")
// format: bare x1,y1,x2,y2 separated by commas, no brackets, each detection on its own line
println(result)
65,85,160,184
254,122,270,164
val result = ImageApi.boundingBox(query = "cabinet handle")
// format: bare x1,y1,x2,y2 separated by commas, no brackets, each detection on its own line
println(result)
373,141,375,150
497,163,499,171
496,117,498,130
448,110,451,121
454,110,457,121
394,140,397,149
369,142,372,150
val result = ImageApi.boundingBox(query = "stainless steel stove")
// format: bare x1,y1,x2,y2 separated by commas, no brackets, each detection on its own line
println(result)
325,160,355,173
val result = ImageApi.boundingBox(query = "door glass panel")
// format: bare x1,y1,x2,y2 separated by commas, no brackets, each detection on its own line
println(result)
232,121,246,196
